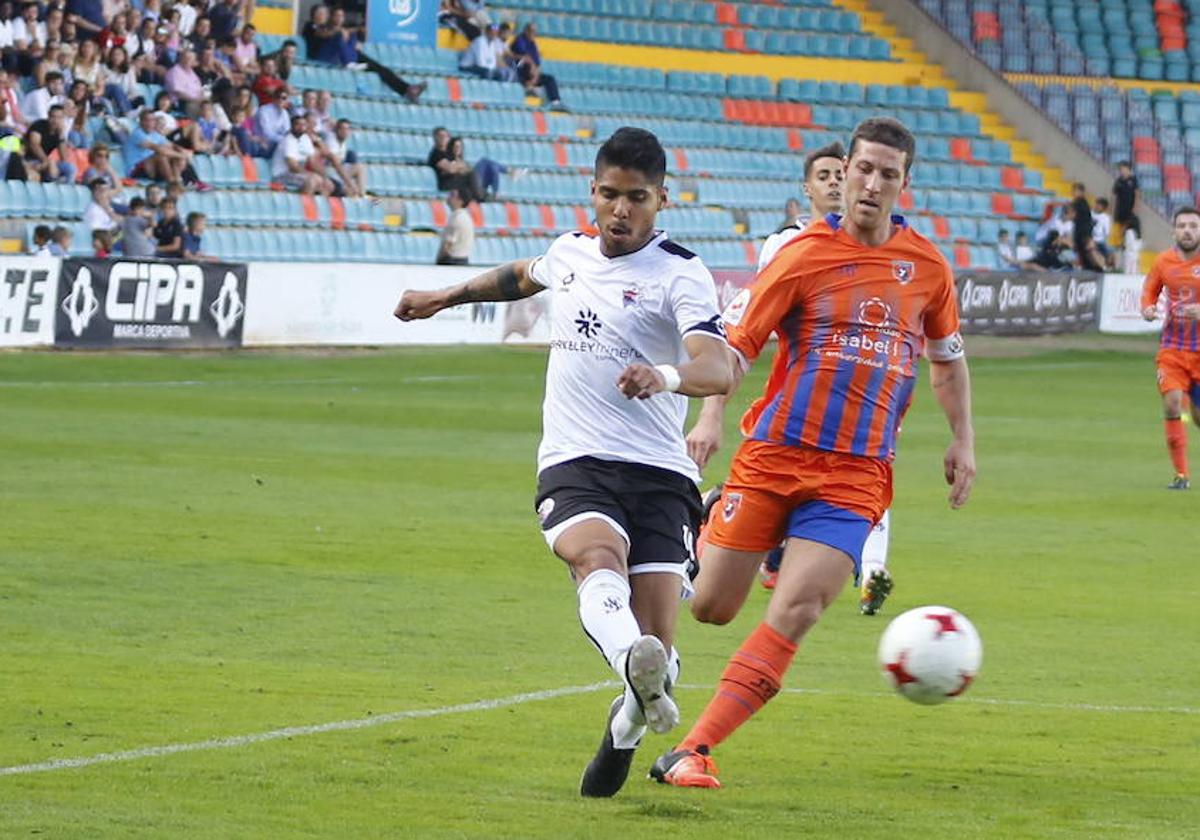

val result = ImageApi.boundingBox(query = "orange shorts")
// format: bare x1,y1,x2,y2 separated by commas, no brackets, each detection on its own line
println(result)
1156,348,1200,398
705,439,892,556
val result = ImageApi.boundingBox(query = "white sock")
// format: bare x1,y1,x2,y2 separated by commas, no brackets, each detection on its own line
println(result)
577,568,641,673
610,646,679,749
861,509,891,581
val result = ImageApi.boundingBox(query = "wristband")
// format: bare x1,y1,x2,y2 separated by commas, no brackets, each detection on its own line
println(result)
655,364,682,393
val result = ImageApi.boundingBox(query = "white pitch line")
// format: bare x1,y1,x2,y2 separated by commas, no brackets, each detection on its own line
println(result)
0,681,610,778
5,681,1195,779
678,684,1200,715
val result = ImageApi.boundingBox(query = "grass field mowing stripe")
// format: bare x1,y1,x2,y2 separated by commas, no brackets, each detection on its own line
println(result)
5,681,1196,780
0,375,480,388
0,682,611,778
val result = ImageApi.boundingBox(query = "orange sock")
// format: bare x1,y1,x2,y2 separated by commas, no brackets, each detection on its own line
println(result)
678,621,798,754
1165,418,1189,477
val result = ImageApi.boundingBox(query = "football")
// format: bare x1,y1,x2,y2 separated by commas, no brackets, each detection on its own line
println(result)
877,606,982,705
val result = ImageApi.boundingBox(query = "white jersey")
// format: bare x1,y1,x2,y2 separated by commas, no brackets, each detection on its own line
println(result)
757,214,811,271
528,230,725,482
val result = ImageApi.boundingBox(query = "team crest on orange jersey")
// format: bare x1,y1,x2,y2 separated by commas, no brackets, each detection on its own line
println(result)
722,492,742,522
892,260,915,285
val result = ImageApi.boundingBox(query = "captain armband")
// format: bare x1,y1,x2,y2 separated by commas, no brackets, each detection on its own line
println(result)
927,332,966,362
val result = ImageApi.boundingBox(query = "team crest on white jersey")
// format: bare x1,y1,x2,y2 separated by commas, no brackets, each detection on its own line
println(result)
722,492,742,522
892,260,915,285
622,287,640,307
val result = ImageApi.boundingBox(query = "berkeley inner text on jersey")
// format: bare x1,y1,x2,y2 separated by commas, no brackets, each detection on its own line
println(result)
549,339,647,361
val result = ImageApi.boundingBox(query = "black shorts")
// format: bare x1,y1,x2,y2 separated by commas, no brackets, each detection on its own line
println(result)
535,456,702,583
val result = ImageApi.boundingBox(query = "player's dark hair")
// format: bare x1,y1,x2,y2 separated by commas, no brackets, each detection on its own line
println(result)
848,117,916,174
1172,205,1200,222
803,141,846,180
594,126,666,185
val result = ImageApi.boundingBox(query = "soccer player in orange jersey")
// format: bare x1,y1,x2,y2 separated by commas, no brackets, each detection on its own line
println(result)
650,117,976,789
1140,206,1200,490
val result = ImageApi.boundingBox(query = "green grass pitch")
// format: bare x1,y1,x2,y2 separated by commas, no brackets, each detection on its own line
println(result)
1,340,1197,838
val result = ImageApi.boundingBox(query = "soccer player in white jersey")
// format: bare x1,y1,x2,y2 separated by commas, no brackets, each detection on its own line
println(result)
685,141,895,615
394,127,732,797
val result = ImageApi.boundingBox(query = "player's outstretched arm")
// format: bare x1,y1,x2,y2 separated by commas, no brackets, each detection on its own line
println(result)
394,259,540,321
685,348,749,468
617,334,732,401
929,357,976,509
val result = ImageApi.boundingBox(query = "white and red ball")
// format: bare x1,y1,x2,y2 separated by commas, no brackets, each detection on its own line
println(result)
877,606,982,705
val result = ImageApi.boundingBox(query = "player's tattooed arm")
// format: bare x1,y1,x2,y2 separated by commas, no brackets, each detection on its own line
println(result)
394,259,540,321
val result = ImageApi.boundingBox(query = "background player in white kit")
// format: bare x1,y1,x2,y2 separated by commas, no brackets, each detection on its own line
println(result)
394,127,732,797
686,141,895,614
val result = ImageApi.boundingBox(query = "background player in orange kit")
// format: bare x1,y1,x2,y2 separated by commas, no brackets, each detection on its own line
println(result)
651,117,977,789
1141,206,1200,490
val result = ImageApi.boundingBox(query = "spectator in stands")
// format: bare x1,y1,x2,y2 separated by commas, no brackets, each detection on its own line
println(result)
29,224,52,255
207,0,243,41
71,38,104,92
0,68,28,135
1069,182,1102,272
121,196,157,256
196,99,232,155
782,197,801,227
0,1,18,56
145,181,164,215
1092,196,1113,270
301,5,332,61
1122,214,1142,274
319,117,363,197
355,47,426,103
24,103,76,183
164,48,204,112
256,86,291,145
197,43,236,109
67,0,108,39
98,11,130,52
452,135,507,201
266,38,298,82
427,125,481,202
1111,160,1139,240
272,112,334,196
81,141,121,186
33,39,70,89
11,3,47,72
149,90,205,150
24,70,65,123
166,179,185,205
436,188,473,265
1033,229,1069,271
308,88,334,137
123,106,190,182
229,102,272,156
65,84,96,147
153,196,183,256
176,0,199,38
460,23,515,81
440,0,486,41
187,15,213,52
252,54,287,105
996,229,1018,270
83,177,124,232
92,228,113,258
327,7,364,68
183,210,213,260
102,44,141,115
233,21,259,74
49,224,72,255
509,22,563,110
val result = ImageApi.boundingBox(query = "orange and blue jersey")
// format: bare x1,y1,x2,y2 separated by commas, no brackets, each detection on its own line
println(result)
722,214,963,461
1141,248,1200,352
